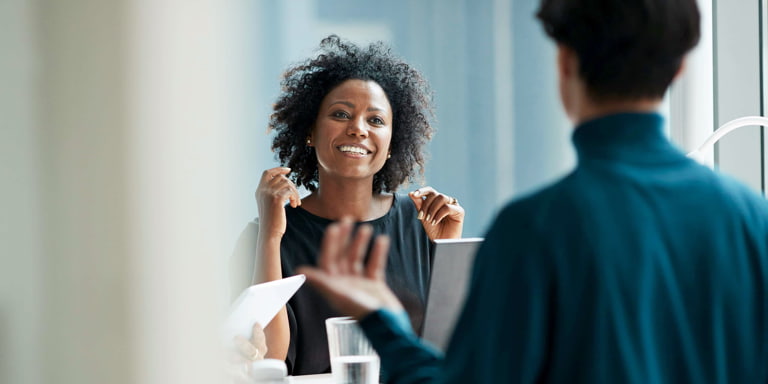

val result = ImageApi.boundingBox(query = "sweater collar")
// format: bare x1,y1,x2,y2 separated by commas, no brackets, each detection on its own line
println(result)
572,112,684,164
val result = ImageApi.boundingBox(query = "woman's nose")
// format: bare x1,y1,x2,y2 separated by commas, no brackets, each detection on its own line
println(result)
346,118,369,137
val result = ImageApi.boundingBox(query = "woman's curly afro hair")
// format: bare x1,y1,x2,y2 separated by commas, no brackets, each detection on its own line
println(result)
269,35,435,194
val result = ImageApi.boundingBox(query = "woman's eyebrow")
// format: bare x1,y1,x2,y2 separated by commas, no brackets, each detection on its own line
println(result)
328,101,387,114
329,101,354,108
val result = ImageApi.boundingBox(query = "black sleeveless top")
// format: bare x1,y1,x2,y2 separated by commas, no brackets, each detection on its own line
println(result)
280,193,432,375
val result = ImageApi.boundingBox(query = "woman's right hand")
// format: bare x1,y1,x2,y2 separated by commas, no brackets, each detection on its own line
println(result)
256,167,301,239
254,167,298,360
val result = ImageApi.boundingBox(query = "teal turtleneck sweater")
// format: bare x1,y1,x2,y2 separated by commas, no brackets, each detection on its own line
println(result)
360,113,768,383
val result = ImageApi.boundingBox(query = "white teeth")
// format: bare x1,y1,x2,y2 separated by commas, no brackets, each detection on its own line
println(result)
338,145,368,155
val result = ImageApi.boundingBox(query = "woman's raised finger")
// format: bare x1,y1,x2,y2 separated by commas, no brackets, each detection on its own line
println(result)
427,204,455,226
424,194,454,225
260,166,291,184
263,172,301,207
416,188,445,223
410,186,437,220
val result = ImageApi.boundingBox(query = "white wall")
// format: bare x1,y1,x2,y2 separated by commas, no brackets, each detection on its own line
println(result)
669,0,715,165
668,0,766,194
1,1,251,383
1,1,43,383
713,0,764,192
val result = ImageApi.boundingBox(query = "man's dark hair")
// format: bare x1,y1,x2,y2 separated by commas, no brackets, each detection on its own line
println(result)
269,35,435,193
537,0,700,102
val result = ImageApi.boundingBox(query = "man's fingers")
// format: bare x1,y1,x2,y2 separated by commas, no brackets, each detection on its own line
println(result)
334,219,355,273
336,218,354,266
318,223,342,273
298,265,384,320
318,218,354,274
365,235,390,280
348,224,372,274
297,266,338,300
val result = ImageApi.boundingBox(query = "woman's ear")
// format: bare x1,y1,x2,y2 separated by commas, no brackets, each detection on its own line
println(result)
306,128,314,147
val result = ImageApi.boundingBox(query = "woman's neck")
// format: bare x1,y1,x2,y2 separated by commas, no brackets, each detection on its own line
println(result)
303,177,391,222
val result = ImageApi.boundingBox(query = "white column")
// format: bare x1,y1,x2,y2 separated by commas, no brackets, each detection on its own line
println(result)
1,1,249,383
712,0,763,191
126,1,248,383
669,0,715,166
493,0,515,199
0,1,43,383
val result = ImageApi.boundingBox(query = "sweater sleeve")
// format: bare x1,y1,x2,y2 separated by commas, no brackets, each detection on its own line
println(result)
359,309,444,384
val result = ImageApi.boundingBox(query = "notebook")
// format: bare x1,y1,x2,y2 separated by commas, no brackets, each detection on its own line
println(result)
223,274,306,343
421,238,484,351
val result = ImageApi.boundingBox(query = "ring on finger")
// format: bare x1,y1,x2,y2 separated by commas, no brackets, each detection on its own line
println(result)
447,197,459,205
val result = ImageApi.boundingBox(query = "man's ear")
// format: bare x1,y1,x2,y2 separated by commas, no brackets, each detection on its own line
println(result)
557,44,577,80
673,57,687,81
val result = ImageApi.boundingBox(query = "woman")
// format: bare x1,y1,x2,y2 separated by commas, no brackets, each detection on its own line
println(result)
235,35,464,375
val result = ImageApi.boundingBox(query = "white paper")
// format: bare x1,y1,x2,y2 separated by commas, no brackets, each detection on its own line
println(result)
223,274,306,342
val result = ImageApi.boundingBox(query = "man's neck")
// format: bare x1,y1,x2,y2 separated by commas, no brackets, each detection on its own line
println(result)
574,98,661,126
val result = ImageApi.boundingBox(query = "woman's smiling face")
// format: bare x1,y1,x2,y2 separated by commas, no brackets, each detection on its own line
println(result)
310,79,393,183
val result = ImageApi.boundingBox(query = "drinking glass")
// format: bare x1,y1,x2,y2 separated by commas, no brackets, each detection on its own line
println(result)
325,316,380,384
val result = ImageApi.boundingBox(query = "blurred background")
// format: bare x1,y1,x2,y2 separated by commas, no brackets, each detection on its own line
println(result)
247,0,573,239
2,0,765,383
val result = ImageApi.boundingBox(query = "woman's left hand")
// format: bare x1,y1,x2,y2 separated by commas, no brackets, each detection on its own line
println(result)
408,186,464,240
225,323,269,383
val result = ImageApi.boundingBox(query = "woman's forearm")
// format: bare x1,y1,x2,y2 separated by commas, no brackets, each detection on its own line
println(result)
253,234,283,283
263,308,289,360
254,233,290,360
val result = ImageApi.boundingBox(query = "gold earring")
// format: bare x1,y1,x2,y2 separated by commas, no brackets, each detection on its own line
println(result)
387,152,391,159
306,138,311,145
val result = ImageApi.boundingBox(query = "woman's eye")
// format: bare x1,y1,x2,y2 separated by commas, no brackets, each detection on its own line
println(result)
332,111,350,119
370,117,384,125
